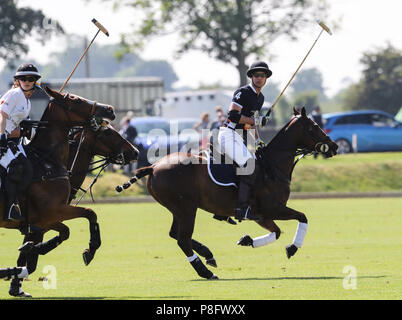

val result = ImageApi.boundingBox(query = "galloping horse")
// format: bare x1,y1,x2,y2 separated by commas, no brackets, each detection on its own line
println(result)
7,121,138,297
0,86,116,295
117,107,338,279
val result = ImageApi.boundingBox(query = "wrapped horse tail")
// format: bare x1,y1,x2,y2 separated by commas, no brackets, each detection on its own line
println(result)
115,166,154,193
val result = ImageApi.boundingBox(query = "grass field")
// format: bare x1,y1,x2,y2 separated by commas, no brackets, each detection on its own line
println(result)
0,198,401,300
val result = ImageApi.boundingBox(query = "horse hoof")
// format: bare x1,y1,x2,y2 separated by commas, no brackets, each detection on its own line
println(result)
18,241,35,253
237,235,253,247
209,274,219,280
286,244,298,259
206,258,217,268
82,249,94,266
9,290,32,298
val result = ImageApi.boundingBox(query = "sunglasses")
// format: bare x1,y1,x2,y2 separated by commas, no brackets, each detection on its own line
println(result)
17,76,36,82
252,72,267,78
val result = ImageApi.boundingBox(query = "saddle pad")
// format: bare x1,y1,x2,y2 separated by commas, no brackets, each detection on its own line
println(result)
204,150,238,188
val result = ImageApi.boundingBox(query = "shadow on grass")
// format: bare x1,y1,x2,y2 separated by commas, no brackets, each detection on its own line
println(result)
191,275,387,281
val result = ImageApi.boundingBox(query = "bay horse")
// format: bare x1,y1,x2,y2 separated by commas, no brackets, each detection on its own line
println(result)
0,86,116,295
7,121,138,297
117,107,338,280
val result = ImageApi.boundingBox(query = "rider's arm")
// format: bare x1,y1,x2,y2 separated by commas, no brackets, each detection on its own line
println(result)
0,110,8,135
228,103,255,126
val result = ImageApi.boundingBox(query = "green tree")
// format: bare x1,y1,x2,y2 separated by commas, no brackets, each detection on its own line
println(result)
1,36,178,90
0,0,63,63
292,90,320,113
290,67,326,100
107,0,329,86
343,44,402,115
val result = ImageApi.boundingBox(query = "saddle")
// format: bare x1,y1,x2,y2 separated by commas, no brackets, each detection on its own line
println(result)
204,148,239,188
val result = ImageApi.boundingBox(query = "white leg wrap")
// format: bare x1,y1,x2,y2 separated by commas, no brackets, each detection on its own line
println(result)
252,232,277,248
17,267,29,279
292,222,308,248
187,253,198,263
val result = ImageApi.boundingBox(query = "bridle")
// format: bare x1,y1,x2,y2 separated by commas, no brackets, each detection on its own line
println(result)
68,123,129,205
292,115,333,157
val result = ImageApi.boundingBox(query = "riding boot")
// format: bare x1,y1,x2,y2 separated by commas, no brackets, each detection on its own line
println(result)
235,173,259,222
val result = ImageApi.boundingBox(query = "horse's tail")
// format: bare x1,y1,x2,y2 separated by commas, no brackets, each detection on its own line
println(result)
115,166,154,193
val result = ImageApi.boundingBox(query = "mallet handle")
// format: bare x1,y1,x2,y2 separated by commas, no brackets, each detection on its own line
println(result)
59,29,100,93
270,29,324,111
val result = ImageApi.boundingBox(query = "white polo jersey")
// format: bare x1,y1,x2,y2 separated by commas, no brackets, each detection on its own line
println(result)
0,87,31,134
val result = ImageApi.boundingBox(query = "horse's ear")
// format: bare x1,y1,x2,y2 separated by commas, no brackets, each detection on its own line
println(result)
44,86,63,100
301,107,307,117
293,107,300,116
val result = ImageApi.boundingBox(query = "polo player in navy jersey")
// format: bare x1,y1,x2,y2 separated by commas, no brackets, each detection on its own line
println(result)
217,61,272,222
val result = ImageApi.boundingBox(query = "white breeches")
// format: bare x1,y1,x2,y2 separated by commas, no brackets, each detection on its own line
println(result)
217,127,253,167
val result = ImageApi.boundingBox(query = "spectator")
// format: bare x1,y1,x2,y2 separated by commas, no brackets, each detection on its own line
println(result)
119,117,138,174
309,106,323,128
308,106,324,159
194,112,210,133
210,106,226,130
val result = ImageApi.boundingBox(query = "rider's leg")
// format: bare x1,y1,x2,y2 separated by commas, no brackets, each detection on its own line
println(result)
218,127,259,221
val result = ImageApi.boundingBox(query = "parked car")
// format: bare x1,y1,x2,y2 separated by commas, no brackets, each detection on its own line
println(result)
323,110,402,153
131,117,201,167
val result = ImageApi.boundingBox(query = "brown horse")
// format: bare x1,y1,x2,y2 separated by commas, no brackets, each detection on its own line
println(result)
117,107,338,279
0,86,116,295
6,121,138,297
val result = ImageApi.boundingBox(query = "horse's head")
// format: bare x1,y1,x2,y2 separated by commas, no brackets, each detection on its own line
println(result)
44,86,116,125
77,121,139,165
288,107,338,158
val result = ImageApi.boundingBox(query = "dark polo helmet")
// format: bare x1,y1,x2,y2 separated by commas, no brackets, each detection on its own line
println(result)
246,61,272,78
14,63,41,80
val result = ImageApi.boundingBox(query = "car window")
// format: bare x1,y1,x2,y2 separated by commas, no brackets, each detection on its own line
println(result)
369,114,395,127
133,121,170,137
334,114,371,125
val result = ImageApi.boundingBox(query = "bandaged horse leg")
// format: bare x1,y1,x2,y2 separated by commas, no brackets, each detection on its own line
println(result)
268,205,308,259
238,219,281,248
169,217,217,268
9,231,43,298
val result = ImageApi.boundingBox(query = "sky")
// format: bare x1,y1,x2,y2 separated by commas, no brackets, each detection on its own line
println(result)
7,0,402,97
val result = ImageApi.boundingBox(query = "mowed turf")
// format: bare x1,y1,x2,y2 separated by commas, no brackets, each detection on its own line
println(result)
0,198,401,300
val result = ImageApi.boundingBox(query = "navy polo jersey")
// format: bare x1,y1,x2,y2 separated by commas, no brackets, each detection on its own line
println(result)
229,84,264,130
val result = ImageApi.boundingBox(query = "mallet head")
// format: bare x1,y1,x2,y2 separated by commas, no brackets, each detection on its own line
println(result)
317,20,332,35
92,18,109,37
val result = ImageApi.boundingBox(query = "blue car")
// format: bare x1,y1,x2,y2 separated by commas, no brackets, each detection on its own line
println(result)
131,117,201,167
323,110,402,153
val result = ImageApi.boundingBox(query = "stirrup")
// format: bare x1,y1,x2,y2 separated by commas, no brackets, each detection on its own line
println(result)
7,204,24,222
235,206,259,222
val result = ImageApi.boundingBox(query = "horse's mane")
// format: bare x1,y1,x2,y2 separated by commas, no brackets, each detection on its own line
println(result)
264,115,300,150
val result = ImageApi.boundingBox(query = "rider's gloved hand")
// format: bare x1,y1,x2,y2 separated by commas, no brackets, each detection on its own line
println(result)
254,116,268,127
0,133,8,156
255,138,265,149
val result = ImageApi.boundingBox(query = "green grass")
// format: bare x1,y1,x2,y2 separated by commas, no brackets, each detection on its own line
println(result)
0,198,401,300
292,152,402,192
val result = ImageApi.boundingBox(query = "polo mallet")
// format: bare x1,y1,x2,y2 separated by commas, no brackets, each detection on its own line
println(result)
266,20,332,117
59,19,109,93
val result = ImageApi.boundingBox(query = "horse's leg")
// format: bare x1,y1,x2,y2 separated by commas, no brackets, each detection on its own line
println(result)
173,205,217,280
237,218,281,248
267,205,308,259
238,204,308,259
9,231,44,298
169,216,217,268
21,206,101,265
19,222,69,256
